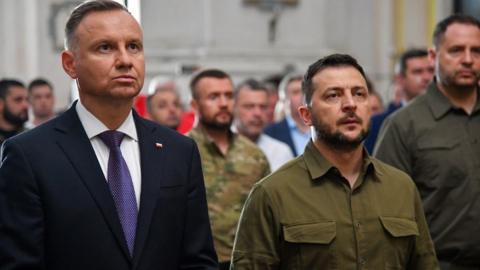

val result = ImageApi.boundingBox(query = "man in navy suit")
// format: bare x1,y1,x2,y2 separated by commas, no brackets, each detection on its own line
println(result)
264,74,310,156
364,48,433,153
0,1,217,269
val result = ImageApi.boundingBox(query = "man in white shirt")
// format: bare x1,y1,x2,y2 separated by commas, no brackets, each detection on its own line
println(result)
233,79,294,170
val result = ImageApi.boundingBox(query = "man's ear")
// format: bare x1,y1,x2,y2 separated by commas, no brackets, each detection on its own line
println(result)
0,98,5,112
298,105,312,126
190,99,198,112
428,47,436,64
61,50,78,79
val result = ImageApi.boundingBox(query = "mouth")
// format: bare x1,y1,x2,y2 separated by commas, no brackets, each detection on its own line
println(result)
113,75,136,83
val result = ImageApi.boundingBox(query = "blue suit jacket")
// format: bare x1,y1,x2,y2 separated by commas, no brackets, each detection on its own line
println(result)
264,118,298,156
365,103,402,153
0,103,217,270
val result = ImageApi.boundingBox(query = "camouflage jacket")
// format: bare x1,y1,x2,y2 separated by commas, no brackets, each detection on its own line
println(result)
189,126,270,262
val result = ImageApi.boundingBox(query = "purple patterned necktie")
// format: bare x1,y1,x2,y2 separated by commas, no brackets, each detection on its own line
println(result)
98,130,138,256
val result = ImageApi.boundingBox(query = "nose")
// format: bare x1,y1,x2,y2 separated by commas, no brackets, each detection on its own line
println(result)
462,50,473,65
116,47,133,69
341,93,357,112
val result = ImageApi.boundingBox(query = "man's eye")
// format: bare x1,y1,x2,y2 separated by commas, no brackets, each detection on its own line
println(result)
128,43,141,53
98,44,111,52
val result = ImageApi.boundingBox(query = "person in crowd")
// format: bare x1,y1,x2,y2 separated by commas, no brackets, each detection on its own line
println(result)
0,1,217,269
365,76,385,115
365,48,434,152
233,78,294,170
146,80,183,130
0,79,29,143
369,89,384,115
264,74,310,156
232,54,438,269
25,78,56,128
188,69,270,270
263,73,283,124
375,14,480,269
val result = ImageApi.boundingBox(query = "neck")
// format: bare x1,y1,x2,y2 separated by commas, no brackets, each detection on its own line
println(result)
199,123,231,155
33,114,54,126
437,82,477,115
0,117,19,132
291,113,309,133
313,139,364,188
80,96,133,130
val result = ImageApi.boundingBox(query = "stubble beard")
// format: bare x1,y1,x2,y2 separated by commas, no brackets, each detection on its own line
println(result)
312,114,368,152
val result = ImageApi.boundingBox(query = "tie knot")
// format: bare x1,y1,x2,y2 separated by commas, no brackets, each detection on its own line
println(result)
98,130,125,149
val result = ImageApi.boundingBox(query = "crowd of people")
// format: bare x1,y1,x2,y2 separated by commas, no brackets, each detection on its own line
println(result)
0,1,479,270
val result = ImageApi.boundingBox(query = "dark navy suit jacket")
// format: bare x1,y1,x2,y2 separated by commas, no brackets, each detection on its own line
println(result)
365,103,402,153
0,104,217,270
264,118,298,156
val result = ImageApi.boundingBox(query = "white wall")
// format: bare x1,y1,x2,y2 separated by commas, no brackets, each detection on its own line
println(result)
0,0,453,109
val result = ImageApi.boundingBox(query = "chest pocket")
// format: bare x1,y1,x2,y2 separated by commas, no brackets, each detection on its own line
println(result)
416,136,466,188
380,217,418,268
282,221,336,269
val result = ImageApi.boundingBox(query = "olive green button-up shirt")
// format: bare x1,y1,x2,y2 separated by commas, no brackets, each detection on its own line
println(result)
232,141,438,270
374,82,480,266
189,127,270,262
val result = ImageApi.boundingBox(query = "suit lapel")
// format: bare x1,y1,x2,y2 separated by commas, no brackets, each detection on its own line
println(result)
54,105,132,260
132,113,167,266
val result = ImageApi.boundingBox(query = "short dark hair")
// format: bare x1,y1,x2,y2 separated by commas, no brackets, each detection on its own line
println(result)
189,68,232,99
397,48,428,76
302,54,367,105
0,79,25,100
65,0,129,50
234,78,268,99
28,78,53,94
433,14,480,48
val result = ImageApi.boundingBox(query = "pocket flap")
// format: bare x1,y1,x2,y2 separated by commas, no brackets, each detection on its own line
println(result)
283,221,336,244
380,217,419,237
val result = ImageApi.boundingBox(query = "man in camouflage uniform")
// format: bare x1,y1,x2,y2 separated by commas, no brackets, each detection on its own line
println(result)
188,69,270,270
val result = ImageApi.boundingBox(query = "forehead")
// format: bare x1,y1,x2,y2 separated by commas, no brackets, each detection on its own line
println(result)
31,85,52,93
196,77,233,93
75,10,142,43
237,88,268,102
405,56,430,69
312,66,367,93
152,90,178,101
441,23,480,45
7,86,27,97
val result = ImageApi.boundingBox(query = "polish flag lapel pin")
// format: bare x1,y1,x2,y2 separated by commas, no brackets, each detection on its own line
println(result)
155,143,163,149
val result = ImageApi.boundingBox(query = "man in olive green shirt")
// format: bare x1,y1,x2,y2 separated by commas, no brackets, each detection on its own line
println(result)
231,54,438,269
375,15,480,269
188,69,270,269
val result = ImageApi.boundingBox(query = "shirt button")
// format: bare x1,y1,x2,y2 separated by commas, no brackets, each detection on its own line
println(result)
359,257,366,265
356,222,361,228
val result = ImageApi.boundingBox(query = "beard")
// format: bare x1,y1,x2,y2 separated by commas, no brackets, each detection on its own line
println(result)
4,106,28,127
200,112,233,131
312,112,368,152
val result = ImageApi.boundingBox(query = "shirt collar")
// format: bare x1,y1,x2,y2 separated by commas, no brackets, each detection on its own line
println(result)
285,116,297,130
303,141,377,182
75,99,138,141
426,79,480,119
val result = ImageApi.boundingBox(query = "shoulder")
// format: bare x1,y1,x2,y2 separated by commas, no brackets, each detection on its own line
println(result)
371,157,417,191
235,134,269,162
255,155,306,192
264,119,288,133
258,134,293,155
138,117,197,150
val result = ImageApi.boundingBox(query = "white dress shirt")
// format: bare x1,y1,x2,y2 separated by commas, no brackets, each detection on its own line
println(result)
75,100,142,207
257,133,294,171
